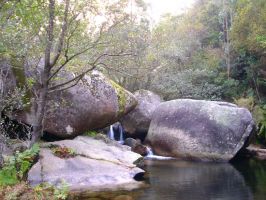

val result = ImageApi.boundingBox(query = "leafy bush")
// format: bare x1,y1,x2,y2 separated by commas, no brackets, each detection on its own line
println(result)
0,144,40,186
234,97,266,145
234,97,255,111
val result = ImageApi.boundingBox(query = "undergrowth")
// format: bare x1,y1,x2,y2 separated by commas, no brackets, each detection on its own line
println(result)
0,144,39,186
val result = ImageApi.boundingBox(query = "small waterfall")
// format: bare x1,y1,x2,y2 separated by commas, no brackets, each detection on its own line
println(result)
108,124,124,144
146,146,154,156
145,146,174,160
108,125,115,140
118,125,124,144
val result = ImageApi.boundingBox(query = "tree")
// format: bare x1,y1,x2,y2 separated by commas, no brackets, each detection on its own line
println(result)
0,0,135,144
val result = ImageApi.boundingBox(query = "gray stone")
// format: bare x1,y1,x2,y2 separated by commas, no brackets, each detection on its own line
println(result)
14,71,137,138
145,99,255,162
28,136,145,191
120,90,162,139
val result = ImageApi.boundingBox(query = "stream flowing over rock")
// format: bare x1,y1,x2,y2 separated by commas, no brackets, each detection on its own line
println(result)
28,136,145,191
120,90,163,139
145,99,255,162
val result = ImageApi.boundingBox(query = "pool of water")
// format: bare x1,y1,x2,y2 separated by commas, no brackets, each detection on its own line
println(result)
70,158,266,200
136,158,266,200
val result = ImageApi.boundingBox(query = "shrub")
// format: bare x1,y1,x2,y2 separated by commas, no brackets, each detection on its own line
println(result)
0,144,40,186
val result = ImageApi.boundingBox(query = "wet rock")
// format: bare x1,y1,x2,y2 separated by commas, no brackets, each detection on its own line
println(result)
120,90,162,140
145,99,255,162
28,136,145,191
124,138,148,156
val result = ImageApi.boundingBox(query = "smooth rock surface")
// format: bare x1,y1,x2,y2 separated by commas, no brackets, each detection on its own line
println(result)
145,99,255,162
28,136,145,191
120,90,162,139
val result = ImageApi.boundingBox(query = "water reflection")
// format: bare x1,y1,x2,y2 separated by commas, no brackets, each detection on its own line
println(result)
137,160,253,200
232,158,266,200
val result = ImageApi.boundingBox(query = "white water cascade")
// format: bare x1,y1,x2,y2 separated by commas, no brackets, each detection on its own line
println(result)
145,146,174,160
118,125,124,144
108,124,124,144
108,125,115,140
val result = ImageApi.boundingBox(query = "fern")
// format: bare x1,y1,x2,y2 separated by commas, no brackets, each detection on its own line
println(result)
0,144,40,186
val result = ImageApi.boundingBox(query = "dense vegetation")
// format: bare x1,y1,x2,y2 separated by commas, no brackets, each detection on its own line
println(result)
106,0,266,142
0,0,265,140
0,0,265,197
1,0,265,142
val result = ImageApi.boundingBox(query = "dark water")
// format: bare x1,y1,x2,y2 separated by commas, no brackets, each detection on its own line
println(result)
70,158,266,200
135,158,266,200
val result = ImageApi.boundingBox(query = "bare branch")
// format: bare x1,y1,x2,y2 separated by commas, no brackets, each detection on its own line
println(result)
48,25,106,81
48,64,97,92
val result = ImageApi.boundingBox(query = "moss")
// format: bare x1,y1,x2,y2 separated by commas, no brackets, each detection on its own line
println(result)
109,80,127,116
10,56,26,88
84,130,98,137
9,55,32,111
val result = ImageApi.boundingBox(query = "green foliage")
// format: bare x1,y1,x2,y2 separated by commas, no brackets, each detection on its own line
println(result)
53,181,69,200
51,146,76,159
234,97,254,111
84,130,98,137
34,181,69,200
0,144,40,186
255,105,266,144
0,181,69,200
231,0,266,54
234,97,266,145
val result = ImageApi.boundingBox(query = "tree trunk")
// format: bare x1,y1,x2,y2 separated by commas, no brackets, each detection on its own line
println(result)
31,81,49,145
30,0,55,145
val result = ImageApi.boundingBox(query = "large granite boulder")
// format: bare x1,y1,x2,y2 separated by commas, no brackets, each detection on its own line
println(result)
120,90,162,139
145,99,255,162
10,69,137,138
1,56,137,138
28,136,145,191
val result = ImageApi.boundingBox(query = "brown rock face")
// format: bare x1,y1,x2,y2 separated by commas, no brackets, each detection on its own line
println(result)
124,138,148,156
145,99,255,162
120,90,163,139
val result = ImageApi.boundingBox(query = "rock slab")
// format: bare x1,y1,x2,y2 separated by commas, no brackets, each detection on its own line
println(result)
28,136,144,191
145,99,255,162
